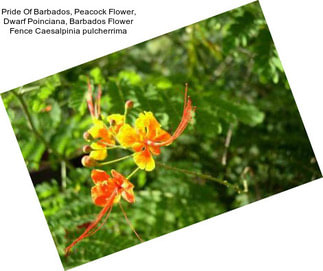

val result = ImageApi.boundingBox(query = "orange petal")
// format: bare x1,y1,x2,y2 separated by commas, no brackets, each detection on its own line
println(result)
91,180,116,207
133,148,155,171
122,188,135,203
149,145,161,155
111,169,126,186
91,169,110,184
132,142,145,152
153,128,171,142
117,124,141,148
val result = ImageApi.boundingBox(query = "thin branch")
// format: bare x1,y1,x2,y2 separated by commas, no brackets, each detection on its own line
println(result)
221,124,233,166
156,161,241,193
12,89,74,170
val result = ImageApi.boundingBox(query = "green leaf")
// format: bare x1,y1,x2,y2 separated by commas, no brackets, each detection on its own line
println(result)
90,67,106,84
118,70,142,86
212,97,265,126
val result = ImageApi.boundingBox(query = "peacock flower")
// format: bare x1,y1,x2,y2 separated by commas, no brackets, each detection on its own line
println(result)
91,169,135,206
117,84,195,171
117,112,171,171
65,169,136,255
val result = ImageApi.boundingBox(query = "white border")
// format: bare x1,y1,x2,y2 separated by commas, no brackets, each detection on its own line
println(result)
1,0,323,270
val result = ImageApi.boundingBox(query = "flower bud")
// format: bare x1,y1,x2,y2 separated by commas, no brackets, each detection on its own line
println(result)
125,100,134,109
81,155,97,168
82,145,92,153
83,131,93,142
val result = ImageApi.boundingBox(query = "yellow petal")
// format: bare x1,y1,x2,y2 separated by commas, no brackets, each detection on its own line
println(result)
107,114,125,134
107,114,124,126
113,194,122,204
133,148,155,171
89,149,107,161
88,119,105,138
117,124,141,148
88,119,115,145
135,111,161,138
89,142,107,161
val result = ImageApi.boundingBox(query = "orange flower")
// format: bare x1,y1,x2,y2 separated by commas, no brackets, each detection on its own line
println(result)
65,169,135,255
117,112,171,171
117,84,195,171
91,169,135,206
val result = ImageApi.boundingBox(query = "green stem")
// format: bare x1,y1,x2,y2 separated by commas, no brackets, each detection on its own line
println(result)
124,107,128,124
99,154,134,166
156,162,241,193
107,145,126,150
90,145,125,151
127,167,140,179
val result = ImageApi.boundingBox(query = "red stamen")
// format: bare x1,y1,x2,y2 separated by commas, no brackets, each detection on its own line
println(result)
86,204,113,237
96,84,102,118
148,84,196,147
86,79,95,118
65,190,117,256
184,83,188,109
119,202,143,243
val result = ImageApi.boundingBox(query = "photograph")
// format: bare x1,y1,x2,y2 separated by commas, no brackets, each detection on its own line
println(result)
1,1,321,269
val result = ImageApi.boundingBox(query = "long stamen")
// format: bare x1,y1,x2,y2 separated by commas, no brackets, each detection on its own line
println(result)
148,84,196,147
65,190,117,255
98,154,134,166
184,83,188,110
95,84,102,119
87,204,113,237
119,202,143,243
86,79,95,118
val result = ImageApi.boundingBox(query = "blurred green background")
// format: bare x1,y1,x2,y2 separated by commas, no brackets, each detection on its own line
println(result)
1,2,321,269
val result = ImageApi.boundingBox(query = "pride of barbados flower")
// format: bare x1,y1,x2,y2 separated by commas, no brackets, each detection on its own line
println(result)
91,169,135,206
65,169,139,255
66,82,195,255
117,83,196,171
117,112,171,171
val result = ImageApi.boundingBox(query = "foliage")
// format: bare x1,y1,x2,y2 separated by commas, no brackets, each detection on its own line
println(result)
1,2,320,269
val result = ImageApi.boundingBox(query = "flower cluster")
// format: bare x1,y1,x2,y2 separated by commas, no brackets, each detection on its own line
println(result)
65,81,195,255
